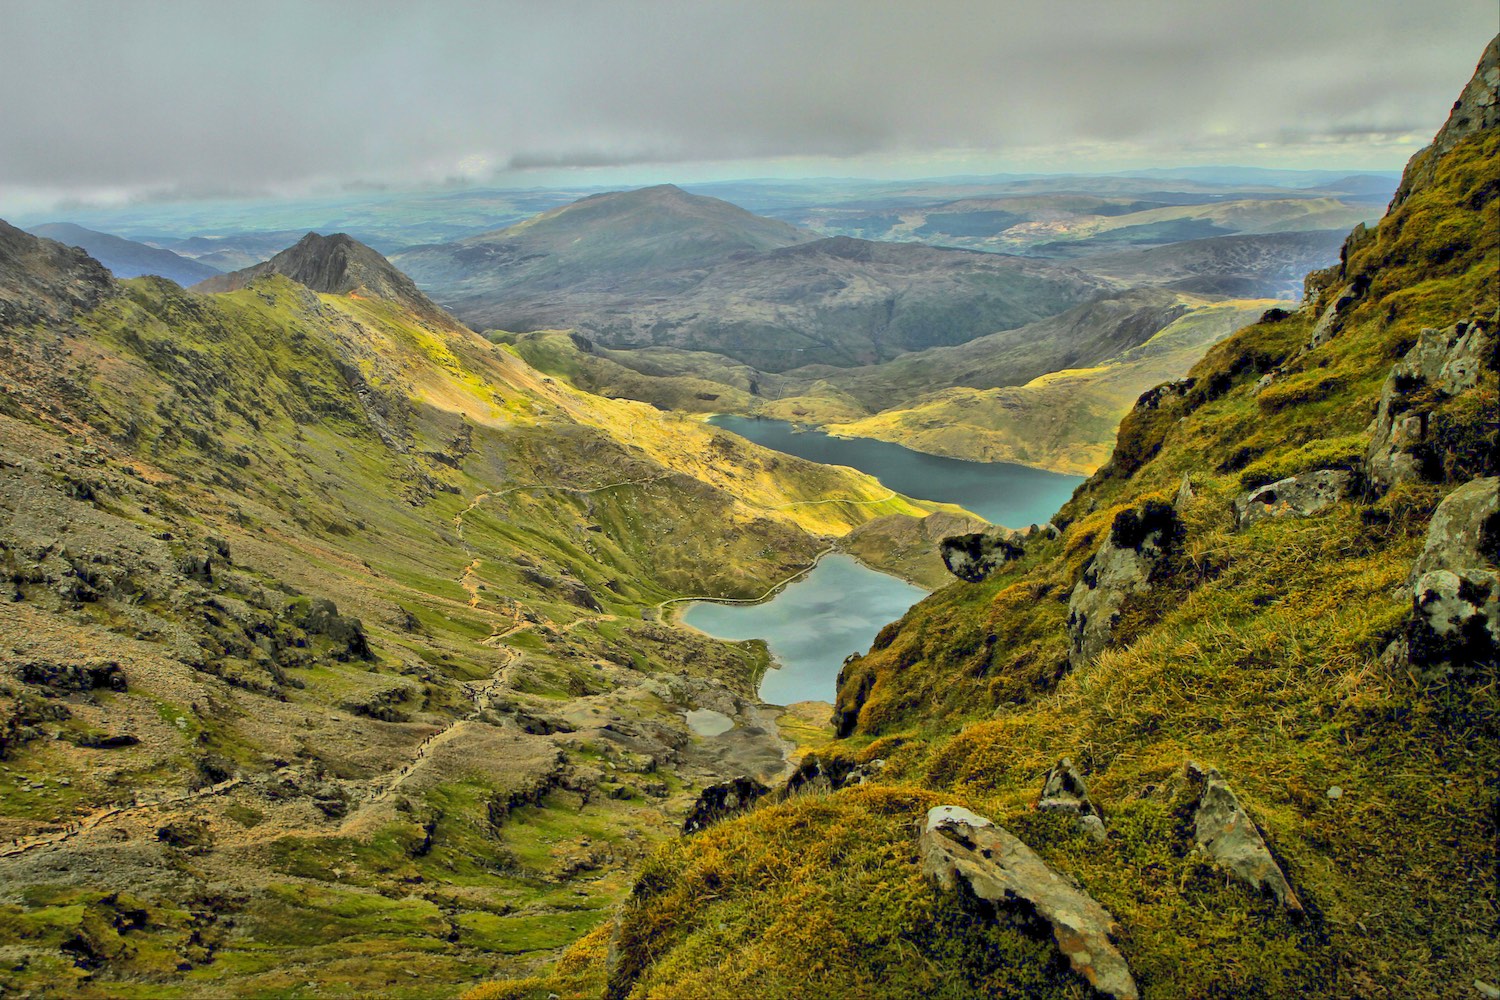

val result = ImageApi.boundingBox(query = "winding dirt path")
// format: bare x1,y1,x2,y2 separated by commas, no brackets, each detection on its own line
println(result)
0,777,244,860
372,644,525,802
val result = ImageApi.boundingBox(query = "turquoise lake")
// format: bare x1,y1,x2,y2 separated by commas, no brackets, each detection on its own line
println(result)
682,418,1083,706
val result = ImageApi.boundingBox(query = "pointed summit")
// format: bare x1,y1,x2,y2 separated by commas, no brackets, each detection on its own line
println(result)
194,232,451,322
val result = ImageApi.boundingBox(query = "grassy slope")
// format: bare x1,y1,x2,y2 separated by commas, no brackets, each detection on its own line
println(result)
496,123,1498,1000
0,263,942,995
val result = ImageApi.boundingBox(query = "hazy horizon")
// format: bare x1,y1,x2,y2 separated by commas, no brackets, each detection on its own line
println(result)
2,1,1494,219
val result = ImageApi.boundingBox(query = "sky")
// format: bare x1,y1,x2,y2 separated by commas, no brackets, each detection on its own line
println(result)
1,0,1495,215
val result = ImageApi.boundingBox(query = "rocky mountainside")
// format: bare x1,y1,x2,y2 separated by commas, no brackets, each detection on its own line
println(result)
0,228,949,994
474,35,1499,1000
819,298,1272,474
394,185,1111,371
26,223,224,286
0,220,116,329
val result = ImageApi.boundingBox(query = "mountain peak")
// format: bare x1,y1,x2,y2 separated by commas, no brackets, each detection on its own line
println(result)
194,231,451,322
479,184,814,249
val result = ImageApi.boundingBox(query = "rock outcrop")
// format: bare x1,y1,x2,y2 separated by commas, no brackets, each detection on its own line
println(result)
921,805,1139,1000
1365,319,1493,488
1400,476,1499,681
1389,34,1500,210
681,776,770,834
779,752,882,798
1173,472,1195,509
1234,470,1352,530
0,218,116,330
1305,278,1369,351
1185,763,1303,915
940,522,1057,583
1067,501,1179,669
1034,758,1107,842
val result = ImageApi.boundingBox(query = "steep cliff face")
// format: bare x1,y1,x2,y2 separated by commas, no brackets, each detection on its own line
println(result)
510,36,1499,1000
1388,33,1500,209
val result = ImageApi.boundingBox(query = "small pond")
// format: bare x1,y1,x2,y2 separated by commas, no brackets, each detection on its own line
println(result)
681,553,927,706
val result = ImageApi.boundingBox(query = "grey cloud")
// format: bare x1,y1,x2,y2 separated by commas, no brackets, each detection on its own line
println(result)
1,0,1494,209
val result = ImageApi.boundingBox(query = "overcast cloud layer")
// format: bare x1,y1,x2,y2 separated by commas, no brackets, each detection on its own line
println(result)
2,0,1495,212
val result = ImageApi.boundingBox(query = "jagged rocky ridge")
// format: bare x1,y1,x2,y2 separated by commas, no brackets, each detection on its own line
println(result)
195,231,451,322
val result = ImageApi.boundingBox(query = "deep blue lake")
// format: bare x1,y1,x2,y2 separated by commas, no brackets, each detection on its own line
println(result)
684,416,1083,706
707,414,1081,528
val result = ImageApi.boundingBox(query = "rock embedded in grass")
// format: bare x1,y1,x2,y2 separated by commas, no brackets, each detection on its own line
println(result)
1185,762,1303,915
920,805,1138,1000
1034,757,1107,842
1234,469,1352,529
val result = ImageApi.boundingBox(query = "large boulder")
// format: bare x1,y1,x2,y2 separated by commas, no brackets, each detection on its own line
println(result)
1067,501,1179,669
1234,469,1353,529
1185,763,1303,915
1365,319,1492,488
1402,476,1499,682
921,805,1138,1000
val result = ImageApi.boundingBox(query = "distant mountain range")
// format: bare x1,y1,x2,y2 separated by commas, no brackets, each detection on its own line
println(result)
394,184,1111,370
26,222,223,285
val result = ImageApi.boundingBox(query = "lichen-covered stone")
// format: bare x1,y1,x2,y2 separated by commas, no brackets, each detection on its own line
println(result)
1173,472,1195,510
1067,501,1178,669
921,805,1138,1000
1305,281,1365,350
1403,476,1499,681
1035,757,1107,842
1185,763,1303,914
940,526,1030,582
1234,469,1352,529
1365,320,1492,488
